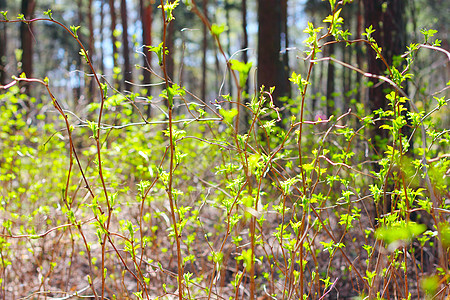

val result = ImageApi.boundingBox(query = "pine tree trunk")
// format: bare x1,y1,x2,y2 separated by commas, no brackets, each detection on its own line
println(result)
225,0,232,97
20,0,36,95
120,0,132,91
109,0,120,89
87,0,96,98
326,42,335,117
201,0,208,101
100,0,105,74
0,0,6,85
363,0,406,156
281,0,291,99
140,0,153,117
257,0,288,108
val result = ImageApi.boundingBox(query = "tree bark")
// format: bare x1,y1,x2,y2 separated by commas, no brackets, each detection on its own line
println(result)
201,0,208,101
140,0,153,116
257,0,288,108
225,0,232,97
0,0,7,85
109,0,120,89
240,0,249,114
242,0,248,66
20,0,36,95
363,0,406,155
355,0,363,104
74,0,83,101
281,0,291,99
87,0,96,97
99,0,105,74
120,0,132,91
326,42,335,117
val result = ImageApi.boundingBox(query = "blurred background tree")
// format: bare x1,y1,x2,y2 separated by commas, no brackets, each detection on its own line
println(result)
0,0,447,123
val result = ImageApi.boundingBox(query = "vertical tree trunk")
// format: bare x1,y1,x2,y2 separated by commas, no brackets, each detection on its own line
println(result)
236,0,249,127
363,0,406,155
225,0,232,96
342,41,351,112
20,0,36,95
341,3,353,112
109,0,120,89
87,0,95,62
99,0,105,74
257,0,288,108
363,2,407,258
0,0,7,85
87,0,96,97
140,0,153,117
355,0,363,104
281,0,291,99
326,42,335,117
242,0,248,67
120,0,132,91
74,0,84,101
201,0,208,101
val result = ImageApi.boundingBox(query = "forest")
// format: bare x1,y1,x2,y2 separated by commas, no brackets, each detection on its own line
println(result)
0,0,449,299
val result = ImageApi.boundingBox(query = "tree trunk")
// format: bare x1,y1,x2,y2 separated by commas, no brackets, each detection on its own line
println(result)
109,0,120,89
74,0,83,101
326,42,335,117
239,0,248,118
257,0,288,109
87,0,96,98
120,0,132,91
201,0,208,101
225,0,232,96
341,3,353,112
140,0,153,117
242,0,248,66
100,0,105,74
355,0,363,105
0,0,6,85
20,0,36,95
363,0,406,156
281,0,291,99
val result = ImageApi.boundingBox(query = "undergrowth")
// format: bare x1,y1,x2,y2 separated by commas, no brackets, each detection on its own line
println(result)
0,1,449,299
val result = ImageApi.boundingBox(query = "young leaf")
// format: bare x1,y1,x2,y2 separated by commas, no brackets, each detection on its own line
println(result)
211,23,228,37
43,9,53,20
230,59,252,87
70,25,81,38
1,11,8,20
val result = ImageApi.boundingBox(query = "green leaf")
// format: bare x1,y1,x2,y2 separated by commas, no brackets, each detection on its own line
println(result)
420,28,438,43
211,23,228,37
158,0,180,22
362,25,375,41
421,276,439,295
375,222,426,249
43,9,53,20
87,120,99,139
434,96,447,108
230,59,252,87
70,25,81,38
160,84,185,108
1,11,8,21
328,0,336,10
147,42,168,66
219,108,238,124
440,223,450,249
79,49,89,63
